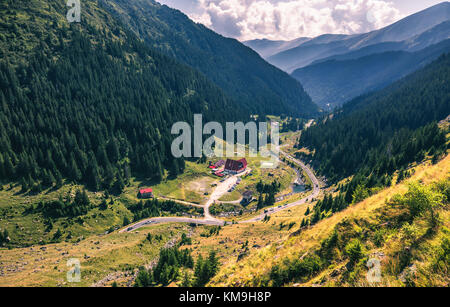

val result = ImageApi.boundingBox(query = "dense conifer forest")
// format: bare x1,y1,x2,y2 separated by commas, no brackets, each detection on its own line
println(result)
295,54,449,226
0,0,252,191
98,0,318,117
134,246,219,287
299,54,450,183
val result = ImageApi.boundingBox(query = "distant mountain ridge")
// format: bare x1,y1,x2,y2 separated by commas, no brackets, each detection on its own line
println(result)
292,38,450,108
246,2,450,73
243,2,450,109
243,37,311,58
310,21,450,65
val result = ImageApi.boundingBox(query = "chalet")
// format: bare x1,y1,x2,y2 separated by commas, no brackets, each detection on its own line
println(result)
137,188,153,199
224,158,247,174
241,190,253,205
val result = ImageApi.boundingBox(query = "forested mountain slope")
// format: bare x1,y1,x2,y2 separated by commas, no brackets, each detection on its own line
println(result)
0,0,247,192
292,39,450,108
98,0,318,117
209,55,450,289
298,54,450,183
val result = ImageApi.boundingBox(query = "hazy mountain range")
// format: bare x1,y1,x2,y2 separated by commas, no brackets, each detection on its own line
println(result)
245,2,450,109
292,38,450,108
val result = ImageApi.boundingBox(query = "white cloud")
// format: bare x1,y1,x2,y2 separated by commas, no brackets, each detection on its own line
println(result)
162,0,404,40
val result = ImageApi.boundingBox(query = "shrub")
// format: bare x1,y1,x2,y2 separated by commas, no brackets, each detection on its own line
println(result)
345,239,364,265
394,182,444,227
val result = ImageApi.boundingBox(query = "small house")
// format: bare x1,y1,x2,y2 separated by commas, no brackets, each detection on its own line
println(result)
241,190,253,205
138,188,153,199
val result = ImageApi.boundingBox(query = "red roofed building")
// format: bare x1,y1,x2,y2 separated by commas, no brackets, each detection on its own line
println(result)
138,188,153,199
224,158,247,174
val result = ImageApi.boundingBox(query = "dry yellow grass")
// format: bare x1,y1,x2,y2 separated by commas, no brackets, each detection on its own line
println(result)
0,224,189,287
210,154,450,286
1,153,447,287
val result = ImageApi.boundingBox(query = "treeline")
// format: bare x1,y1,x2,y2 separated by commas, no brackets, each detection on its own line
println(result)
128,199,203,222
280,117,306,133
300,168,410,228
298,54,450,184
0,1,248,192
0,228,9,246
298,157,418,229
256,180,281,209
134,246,219,287
28,189,91,219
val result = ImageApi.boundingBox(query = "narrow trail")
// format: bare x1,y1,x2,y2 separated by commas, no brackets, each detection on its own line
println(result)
120,150,321,232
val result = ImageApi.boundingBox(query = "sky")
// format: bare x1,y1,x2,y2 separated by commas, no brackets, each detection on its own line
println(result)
157,0,446,41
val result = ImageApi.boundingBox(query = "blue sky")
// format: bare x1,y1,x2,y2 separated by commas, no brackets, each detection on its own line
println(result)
157,0,446,40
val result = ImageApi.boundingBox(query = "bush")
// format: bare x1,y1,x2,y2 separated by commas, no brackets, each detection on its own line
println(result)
352,184,369,204
433,231,450,273
268,255,322,286
392,182,444,226
373,229,384,247
345,239,364,265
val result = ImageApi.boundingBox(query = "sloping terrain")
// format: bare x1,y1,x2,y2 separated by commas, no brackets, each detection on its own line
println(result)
292,39,450,108
299,54,450,182
211,154,449,287
205,57,447,286
0,0,249,190
243,37,311,58
98,0,318,117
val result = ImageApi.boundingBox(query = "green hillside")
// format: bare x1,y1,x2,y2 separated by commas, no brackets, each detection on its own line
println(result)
0,0,247,191
98,0,318,117
299,54,450,183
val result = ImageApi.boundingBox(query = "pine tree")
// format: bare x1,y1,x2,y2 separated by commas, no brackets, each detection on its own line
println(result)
69,157,82,182
305,207,310,215
181,271,191,287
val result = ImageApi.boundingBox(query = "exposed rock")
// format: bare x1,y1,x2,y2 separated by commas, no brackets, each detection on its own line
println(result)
398,264,417,283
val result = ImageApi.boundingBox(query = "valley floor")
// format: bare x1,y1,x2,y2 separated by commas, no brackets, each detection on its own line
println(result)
0,131,448,287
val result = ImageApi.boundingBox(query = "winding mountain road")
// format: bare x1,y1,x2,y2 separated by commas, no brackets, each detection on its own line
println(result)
120,151,321,233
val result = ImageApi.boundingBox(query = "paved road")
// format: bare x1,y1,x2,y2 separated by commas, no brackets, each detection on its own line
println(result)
203,174,240,221
120,152,320,232
119,217,224,233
